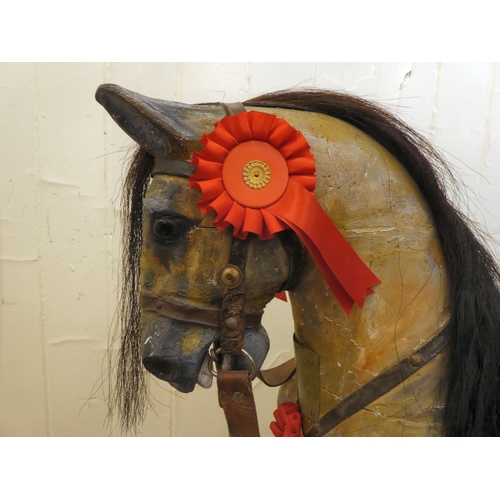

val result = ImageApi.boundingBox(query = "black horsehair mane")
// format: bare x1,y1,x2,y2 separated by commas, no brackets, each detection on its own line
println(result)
110,89,500,436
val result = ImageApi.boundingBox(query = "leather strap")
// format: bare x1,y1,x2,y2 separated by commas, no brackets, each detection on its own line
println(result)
217,369,260,437
152,157,196,177
140,290,263,328
220,238,250,355
276,231,305,293
221,102,246,116
306,325,450,437
215,100,262,436
258,358,296,387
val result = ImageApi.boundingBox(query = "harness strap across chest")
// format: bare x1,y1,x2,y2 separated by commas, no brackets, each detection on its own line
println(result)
306,324,449,437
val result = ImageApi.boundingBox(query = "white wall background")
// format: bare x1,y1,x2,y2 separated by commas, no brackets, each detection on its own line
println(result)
1,62,500,437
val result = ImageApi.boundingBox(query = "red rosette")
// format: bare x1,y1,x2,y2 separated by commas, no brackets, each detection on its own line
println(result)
270,402,303,437
190,110,381,314
190,111,315,240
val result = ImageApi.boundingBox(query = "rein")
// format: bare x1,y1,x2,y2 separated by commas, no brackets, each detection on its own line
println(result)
215,236,260,436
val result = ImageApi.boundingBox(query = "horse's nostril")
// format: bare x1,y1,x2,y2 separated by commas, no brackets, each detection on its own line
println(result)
143,357,178,381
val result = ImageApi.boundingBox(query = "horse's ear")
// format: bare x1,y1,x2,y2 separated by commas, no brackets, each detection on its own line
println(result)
95,84,226,159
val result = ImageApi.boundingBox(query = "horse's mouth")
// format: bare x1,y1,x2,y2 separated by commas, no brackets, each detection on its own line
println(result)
141,313,218,393
141,313,270,393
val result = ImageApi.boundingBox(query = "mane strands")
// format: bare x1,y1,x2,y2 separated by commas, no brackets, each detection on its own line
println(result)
111,147,154,433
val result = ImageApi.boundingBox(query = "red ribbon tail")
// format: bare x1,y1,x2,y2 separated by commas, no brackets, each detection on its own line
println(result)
268,182,381,315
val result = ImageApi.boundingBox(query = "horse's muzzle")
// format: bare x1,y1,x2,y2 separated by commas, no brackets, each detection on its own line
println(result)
141,312,270,393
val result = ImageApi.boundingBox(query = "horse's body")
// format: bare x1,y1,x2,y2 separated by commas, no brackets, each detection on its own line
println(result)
97,85,500,436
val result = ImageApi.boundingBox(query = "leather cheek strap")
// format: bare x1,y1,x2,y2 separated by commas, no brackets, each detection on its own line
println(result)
217,370,260,437
211,101,261,437
219,238,249,355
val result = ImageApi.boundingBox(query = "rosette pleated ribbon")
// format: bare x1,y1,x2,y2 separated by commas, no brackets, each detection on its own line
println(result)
189,110,381,315
270,402,303,437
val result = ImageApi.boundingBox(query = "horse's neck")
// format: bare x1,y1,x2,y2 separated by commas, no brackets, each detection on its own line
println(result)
282,112,450,436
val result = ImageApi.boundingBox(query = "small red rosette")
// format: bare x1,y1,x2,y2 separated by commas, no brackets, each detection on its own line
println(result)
270,402,303,437
190,110,381,314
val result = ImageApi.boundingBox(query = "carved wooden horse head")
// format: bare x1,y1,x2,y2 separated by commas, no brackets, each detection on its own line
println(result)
97,84,500,436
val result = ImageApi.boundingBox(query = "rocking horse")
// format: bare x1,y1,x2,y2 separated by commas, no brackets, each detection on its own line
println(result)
96,84,500,436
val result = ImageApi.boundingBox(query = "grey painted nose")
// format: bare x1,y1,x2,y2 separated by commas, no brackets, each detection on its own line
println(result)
141,314,271,393
142,315,219,393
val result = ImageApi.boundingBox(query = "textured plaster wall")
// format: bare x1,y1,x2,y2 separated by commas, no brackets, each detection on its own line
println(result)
1,62,499,436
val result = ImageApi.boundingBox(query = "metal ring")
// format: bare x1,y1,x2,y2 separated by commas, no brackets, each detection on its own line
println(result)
209,347,220,377
208,347,257,380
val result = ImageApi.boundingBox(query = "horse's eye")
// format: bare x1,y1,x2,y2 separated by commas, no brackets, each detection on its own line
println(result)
153,219,175,239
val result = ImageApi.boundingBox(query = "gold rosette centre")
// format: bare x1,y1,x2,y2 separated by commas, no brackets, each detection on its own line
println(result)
242,160,271,189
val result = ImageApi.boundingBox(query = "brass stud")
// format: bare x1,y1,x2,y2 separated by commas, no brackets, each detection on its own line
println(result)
219,265,243,289
409,354,423,367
